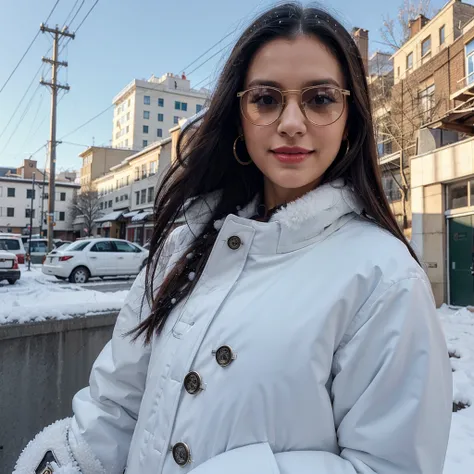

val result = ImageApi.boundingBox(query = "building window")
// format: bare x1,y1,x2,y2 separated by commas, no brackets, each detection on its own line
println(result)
419,84,435,124
100,202,104,210
143,140,148,147
421,36,431,59
397,66,400,78
7,207,14,217
104,201,108,209
181,102,187,111
60,192,66,201
174,116,179,124
7,188,15,197
448,181,469,209
158,113,164,122
116,196,119,202
148,186,154,203
26,189,35,199
25,209,35,218
108,200,112,207
127,112,130,121
59,212,65,221
158,98,164,107
175,101,181,110
141,164,147,179
135,167,140,181
466,39,474,85
377,141,392,157
439,25,445,45
143,125,149,134
157,128,163,137
125,139,129,147
144,95,151,105
406,52,413,70
150,161,156,175
143,110,150,119
135,191,140,205
140,189,146,204
124,194,128,200
196,104,203,113
126,175,130,185
382,173,402,203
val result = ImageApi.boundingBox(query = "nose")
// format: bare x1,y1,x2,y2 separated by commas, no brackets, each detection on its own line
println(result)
277,97,307,137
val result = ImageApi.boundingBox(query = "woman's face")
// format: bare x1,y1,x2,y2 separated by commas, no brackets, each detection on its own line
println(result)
241,35,349,206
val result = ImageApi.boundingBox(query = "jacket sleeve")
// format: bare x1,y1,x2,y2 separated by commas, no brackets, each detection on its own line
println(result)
70,229,183,473
189,275,452,474
14,228,184,474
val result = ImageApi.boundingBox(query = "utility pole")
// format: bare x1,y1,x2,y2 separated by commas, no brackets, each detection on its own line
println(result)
40,24,75,251
27,173,35,272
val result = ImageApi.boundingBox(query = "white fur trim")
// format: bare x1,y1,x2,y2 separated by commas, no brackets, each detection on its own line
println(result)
13,418,105,474
272,181,361,230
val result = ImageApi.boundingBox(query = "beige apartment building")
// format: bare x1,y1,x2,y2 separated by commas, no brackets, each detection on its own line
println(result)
91,138,172,242
112,73,208,151
79,146,136,190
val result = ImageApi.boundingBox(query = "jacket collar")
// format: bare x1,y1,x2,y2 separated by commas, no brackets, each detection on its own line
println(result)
183,180,363,253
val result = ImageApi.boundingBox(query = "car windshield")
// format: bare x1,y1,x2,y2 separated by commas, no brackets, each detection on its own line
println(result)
66,241,90,251
0,239,20,251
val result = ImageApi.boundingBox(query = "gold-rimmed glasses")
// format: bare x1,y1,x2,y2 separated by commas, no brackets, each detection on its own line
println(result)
237,85,350,126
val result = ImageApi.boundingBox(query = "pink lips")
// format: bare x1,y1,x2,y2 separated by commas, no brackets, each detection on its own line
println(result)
271,146,313,164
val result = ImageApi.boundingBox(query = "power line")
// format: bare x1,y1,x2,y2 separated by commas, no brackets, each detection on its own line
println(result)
0,0,61,97
180,28,237,74
59,104,113,140
62,0,81,27
68,0,86,28
0,62,46,143
0,83,42,154
74,0,99,33
187,41,234,76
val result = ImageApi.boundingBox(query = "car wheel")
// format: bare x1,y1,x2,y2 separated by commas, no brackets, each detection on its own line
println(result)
69,266,90,284
7,279,18,285
55,276,66,280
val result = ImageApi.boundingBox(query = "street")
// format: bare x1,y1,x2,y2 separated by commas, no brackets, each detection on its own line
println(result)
52,277,134,293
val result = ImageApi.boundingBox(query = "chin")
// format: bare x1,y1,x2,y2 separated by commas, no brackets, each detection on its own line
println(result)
269,170,323,191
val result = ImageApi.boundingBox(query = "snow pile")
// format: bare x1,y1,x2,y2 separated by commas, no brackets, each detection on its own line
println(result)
0,267,128,325
439,305,474,474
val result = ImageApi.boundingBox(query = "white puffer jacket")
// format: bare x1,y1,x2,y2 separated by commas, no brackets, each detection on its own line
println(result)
15,181,452,474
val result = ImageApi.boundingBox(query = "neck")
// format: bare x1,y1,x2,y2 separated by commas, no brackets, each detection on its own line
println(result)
264,178,321,209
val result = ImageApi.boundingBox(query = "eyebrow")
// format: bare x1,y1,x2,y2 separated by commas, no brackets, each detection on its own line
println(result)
247,78,342,88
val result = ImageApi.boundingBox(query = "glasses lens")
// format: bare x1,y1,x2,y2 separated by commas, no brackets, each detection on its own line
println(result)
302,87,344,125
241,87,283,125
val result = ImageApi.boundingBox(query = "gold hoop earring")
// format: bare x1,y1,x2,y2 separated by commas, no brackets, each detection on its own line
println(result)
233,135,252,166
344,139,350,156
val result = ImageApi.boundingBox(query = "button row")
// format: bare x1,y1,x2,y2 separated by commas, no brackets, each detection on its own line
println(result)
174,346,237,465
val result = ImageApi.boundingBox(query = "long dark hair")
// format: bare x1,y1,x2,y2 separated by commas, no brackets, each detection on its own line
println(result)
131,3,419,343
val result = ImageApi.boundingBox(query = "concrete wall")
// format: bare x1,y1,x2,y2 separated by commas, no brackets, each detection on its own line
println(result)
0,313,117,473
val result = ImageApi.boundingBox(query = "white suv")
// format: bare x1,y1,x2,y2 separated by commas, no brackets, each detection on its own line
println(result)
42,238,149,283
0,233,26,264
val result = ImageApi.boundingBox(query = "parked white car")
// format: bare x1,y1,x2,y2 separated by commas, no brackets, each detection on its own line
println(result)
42,238,149,283
0,233,26,264
0,251,21,285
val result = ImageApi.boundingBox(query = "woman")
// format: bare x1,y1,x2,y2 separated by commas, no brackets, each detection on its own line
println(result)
15,3,452,474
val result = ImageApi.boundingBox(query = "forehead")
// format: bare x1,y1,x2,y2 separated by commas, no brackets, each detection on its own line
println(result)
245,35,345,88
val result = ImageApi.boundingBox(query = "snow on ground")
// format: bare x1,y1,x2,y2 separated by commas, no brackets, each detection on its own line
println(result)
439,305,474,474
0,265,129,324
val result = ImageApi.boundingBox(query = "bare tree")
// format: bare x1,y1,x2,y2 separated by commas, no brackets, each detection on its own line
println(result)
69,186,102,236
380,0,435,51
369,51,442,231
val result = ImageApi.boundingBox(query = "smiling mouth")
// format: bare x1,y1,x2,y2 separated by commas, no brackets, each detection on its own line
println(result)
271,147,314,163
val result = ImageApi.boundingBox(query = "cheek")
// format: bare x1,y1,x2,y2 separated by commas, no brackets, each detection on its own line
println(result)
242,122,271,159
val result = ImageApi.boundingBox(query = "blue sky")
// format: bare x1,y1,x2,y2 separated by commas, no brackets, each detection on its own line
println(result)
0,0,455,170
